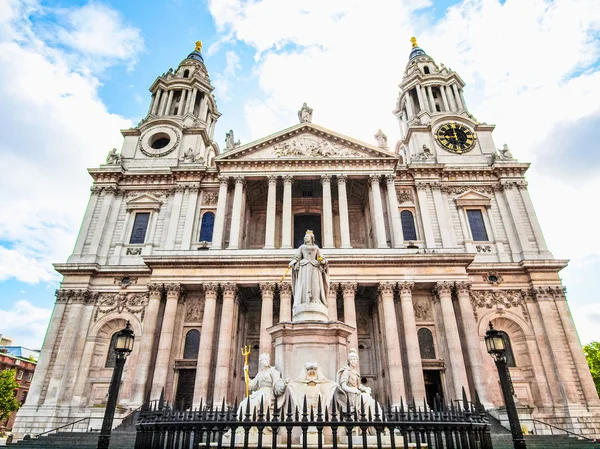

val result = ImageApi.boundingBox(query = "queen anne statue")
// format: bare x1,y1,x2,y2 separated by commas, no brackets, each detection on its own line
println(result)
289,230,329,309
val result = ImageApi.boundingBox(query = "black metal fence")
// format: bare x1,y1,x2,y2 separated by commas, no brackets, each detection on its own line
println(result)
136,390,493,449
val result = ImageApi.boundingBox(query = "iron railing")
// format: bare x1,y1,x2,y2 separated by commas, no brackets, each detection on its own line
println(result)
522,417,598,441
136,390,492,449
34,417,92,438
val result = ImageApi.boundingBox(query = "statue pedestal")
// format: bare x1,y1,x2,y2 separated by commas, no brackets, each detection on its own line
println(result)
268,321,354,382
292,302,329,322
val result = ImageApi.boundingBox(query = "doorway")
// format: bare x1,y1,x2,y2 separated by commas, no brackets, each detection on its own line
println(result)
174,369,196,410
294,214,322,247
423,370,444,408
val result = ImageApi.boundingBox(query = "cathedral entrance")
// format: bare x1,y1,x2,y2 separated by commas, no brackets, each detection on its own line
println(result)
294,214,322,247
423,370,444,408
174,369,196,410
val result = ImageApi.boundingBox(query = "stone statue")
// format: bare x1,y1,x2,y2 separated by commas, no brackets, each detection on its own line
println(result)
179,147,203,164
289,230,329,308
238,353,288,414
496,143,514,161
298,102,313,123
225,130,240,151
374,129,388,149
287,362,338,413
334,348,378,413
411,144,434,162
106,148,122,165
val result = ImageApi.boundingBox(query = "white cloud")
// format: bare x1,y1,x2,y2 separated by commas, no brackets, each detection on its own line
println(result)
0,300,52,350
213,50,242,100
0,1,141,284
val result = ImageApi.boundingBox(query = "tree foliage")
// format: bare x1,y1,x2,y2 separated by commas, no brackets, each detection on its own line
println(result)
583,341,600,397
0,369,20,422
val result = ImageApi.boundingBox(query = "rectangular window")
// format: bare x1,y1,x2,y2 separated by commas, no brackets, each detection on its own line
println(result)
129,212,150,244
16,370,23,380
467,209,489,241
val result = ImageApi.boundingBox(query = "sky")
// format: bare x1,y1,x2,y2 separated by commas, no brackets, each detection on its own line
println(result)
0,0,599,349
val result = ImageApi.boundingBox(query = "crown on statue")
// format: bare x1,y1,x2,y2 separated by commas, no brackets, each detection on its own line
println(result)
305,230,314,235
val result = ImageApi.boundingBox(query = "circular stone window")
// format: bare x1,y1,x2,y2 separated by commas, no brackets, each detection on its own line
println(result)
488,275,498,283
150,133,170,149
139,126,180,157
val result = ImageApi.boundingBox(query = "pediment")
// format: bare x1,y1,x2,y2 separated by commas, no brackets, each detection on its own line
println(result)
126,194,163,211
454,190,491,207
216,123,398,162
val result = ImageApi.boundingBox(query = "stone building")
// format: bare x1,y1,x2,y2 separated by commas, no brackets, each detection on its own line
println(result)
0,349,36,430
13,39,600,437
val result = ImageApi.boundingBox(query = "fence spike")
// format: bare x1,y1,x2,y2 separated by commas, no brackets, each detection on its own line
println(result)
317,396,323,422
374,400,381,422
159,387,165,410
273,393,279,421
462,386,469,410
286,397,293,422
360,395,366,421
324,404,329,422
258,396,265,421
331,396,338,421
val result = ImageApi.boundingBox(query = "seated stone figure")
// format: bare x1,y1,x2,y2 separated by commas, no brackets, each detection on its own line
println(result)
334,348,380,415
287,362,338,413
238,353,288,416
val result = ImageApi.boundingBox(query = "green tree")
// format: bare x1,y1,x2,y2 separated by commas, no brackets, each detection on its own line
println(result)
0,369,20,423
583,341,600,396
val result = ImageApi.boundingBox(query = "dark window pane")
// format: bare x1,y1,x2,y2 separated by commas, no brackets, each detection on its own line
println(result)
183,329,200,359
199,212,215,242
499,331,516,367
467,209,488,241
105,333,118,368
129,212,150,244
401,210,417,240
418,328,436,359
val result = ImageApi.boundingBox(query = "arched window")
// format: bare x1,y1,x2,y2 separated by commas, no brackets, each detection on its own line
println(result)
105,333,118,368
418,328,436,359
423,66,430,74
499,331,516,367
183,69,189,78
401,210,417,240
183,329,200,359
199,212,215,242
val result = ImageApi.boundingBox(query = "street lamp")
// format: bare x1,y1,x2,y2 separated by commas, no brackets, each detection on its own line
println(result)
485,322,526,449
97,321,135,449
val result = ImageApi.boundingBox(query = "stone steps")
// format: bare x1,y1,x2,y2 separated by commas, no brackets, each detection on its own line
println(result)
8,431,136,449
492,434,600,449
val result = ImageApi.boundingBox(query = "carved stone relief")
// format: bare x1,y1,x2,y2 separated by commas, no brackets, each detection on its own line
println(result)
413,299,432,321
94,292,149,322
396,190,413,204
273,136,366,158
185,296,204,322
469,290,528,321
203,191,218,205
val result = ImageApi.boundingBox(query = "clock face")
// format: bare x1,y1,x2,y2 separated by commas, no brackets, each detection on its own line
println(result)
434,123,476,154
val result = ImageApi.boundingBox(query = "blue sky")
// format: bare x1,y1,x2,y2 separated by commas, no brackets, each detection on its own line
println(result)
1,0,600,349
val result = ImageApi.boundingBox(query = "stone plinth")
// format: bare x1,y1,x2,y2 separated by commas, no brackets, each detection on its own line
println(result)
292,302,329,322
268,321,354,382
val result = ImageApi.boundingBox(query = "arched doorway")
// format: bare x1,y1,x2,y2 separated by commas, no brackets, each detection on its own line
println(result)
294,214,322,247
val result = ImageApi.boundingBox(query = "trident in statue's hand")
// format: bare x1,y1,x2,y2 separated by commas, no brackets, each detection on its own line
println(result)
241,345,251,398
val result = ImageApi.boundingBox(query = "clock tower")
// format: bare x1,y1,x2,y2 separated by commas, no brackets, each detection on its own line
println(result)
394,38,497,165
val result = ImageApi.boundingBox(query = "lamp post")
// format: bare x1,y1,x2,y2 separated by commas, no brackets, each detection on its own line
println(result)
97,321,135,449
485,322,526,449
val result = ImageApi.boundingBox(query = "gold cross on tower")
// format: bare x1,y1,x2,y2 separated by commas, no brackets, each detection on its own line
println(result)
195,40,202,52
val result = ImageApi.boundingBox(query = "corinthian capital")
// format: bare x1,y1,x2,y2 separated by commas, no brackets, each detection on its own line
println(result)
434,281,453,296
165,283,184,297
398,281,415,295
203,282,219,296
320,174,332,184
221,282,238,296
340,282,358,295
455,281,471,295
378,282,395,296
278,282,292,294
260,282,276,295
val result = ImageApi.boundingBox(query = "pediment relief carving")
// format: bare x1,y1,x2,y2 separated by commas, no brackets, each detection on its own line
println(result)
454,190,491,207
272,135,366,158
126,194,163,211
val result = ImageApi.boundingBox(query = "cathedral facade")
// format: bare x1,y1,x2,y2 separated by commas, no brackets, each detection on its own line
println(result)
13,40,600,437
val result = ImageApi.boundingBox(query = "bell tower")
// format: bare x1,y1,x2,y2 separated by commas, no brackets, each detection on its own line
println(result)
118,41,221,167
394,38,497,165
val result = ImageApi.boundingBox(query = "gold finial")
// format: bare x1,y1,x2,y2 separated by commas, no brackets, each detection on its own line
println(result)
195,40,202,52
410,37,418,48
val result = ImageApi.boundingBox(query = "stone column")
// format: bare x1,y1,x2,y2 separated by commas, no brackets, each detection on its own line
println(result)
228,176,245,249
187,88,198,114
264,175,277,249
165,185,185,250
445,86,457,111
72,188,101,256
426,86,436,112
328,284,338,321
213,283,238,403
431,183,453,247
88,187,116,255
435,282,469,399
27,292,68,405
151,89,162,115
341,283,358,350
415,182,436,247
440,87,450,112
518,184,550,254
321,174,334,248
405,94,415,119
281,175,293,249
369,175,388,248
179,89,187,115
181,185,200,249
379,282,406,404
278,282,292,322
337,175,352,248
452,84,464,109
259,283,275,355
151,283,183,398
193,283,219,405
455,282,489,405
398,281,426,404
165,90,174,116
385,174,404,248
211,177,229,250
500,182,531,255
415,85,427,112
131,284,163,404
